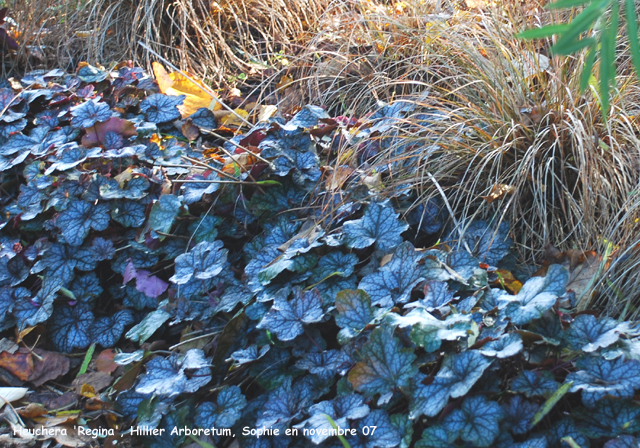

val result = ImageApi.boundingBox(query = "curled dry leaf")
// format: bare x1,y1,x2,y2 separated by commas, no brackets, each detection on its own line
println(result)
482,183,515,204
17,403,48,418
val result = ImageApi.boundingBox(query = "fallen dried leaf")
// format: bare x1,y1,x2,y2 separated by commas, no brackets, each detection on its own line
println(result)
0,351,34,381
95,349,118,373
72,372,112,395
29,349,70,387
482,183,515,204
55,426,93,447
17,403,48,418
81,117,137,148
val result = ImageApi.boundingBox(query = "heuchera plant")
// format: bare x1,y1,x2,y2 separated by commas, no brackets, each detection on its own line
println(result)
0,62,640,448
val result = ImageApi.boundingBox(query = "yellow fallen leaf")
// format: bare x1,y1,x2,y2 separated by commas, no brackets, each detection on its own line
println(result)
152,62,221,118
220,108,249,127
276,74,294,92
79,384,96,398
258,105,278,122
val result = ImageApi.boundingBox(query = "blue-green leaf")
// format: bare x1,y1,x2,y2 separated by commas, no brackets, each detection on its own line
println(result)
194,386,246,428
564,314,629,352
149,194,181,235
511,370,560,397
48,304,95,353
567,357,640,407
335,289,378,341
56,200,110,246
443,396,504,447
140,94,185,123
70,99,112,128
348,327,417,403
257,287,324,341
170,240,228,285
358,241,424,307
343,202,409,252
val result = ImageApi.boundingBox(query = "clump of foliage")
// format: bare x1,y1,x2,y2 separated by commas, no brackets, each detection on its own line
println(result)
1,62,640,448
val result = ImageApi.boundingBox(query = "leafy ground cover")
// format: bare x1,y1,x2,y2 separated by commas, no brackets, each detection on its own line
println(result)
0,61,640,448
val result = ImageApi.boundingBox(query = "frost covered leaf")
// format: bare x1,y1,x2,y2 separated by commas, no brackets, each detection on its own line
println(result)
567,357,640,407
502,396,538,435
194,386,246,428
510,370,559,397
343,202,409,252
136,355,186,397
443,396,504,447
564,314,629,352
257,287,323,341
436,350,492,398
149,194,181,235
296,393,369,444
136,350,210,397
170,240,228,284
335,289,378,341
348,327,417,401
56,200,110,246
479,333,523,358
346,409,402,448
407,281,455,311
48,304,95,353
358,241,425,307
140,94,185,123
91,310,135,347
70,100,112,129
500,265,568,325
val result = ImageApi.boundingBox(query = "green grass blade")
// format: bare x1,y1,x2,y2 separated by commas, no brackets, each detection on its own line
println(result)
624,0,640,82
561,436,583,448
546,0,593,10
76,343,96,378
551,1,610,53
517,24,571,39
551,36,596,55
579,46,597,93
531,381,573,427
599,0,620,120
323,414,352,448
